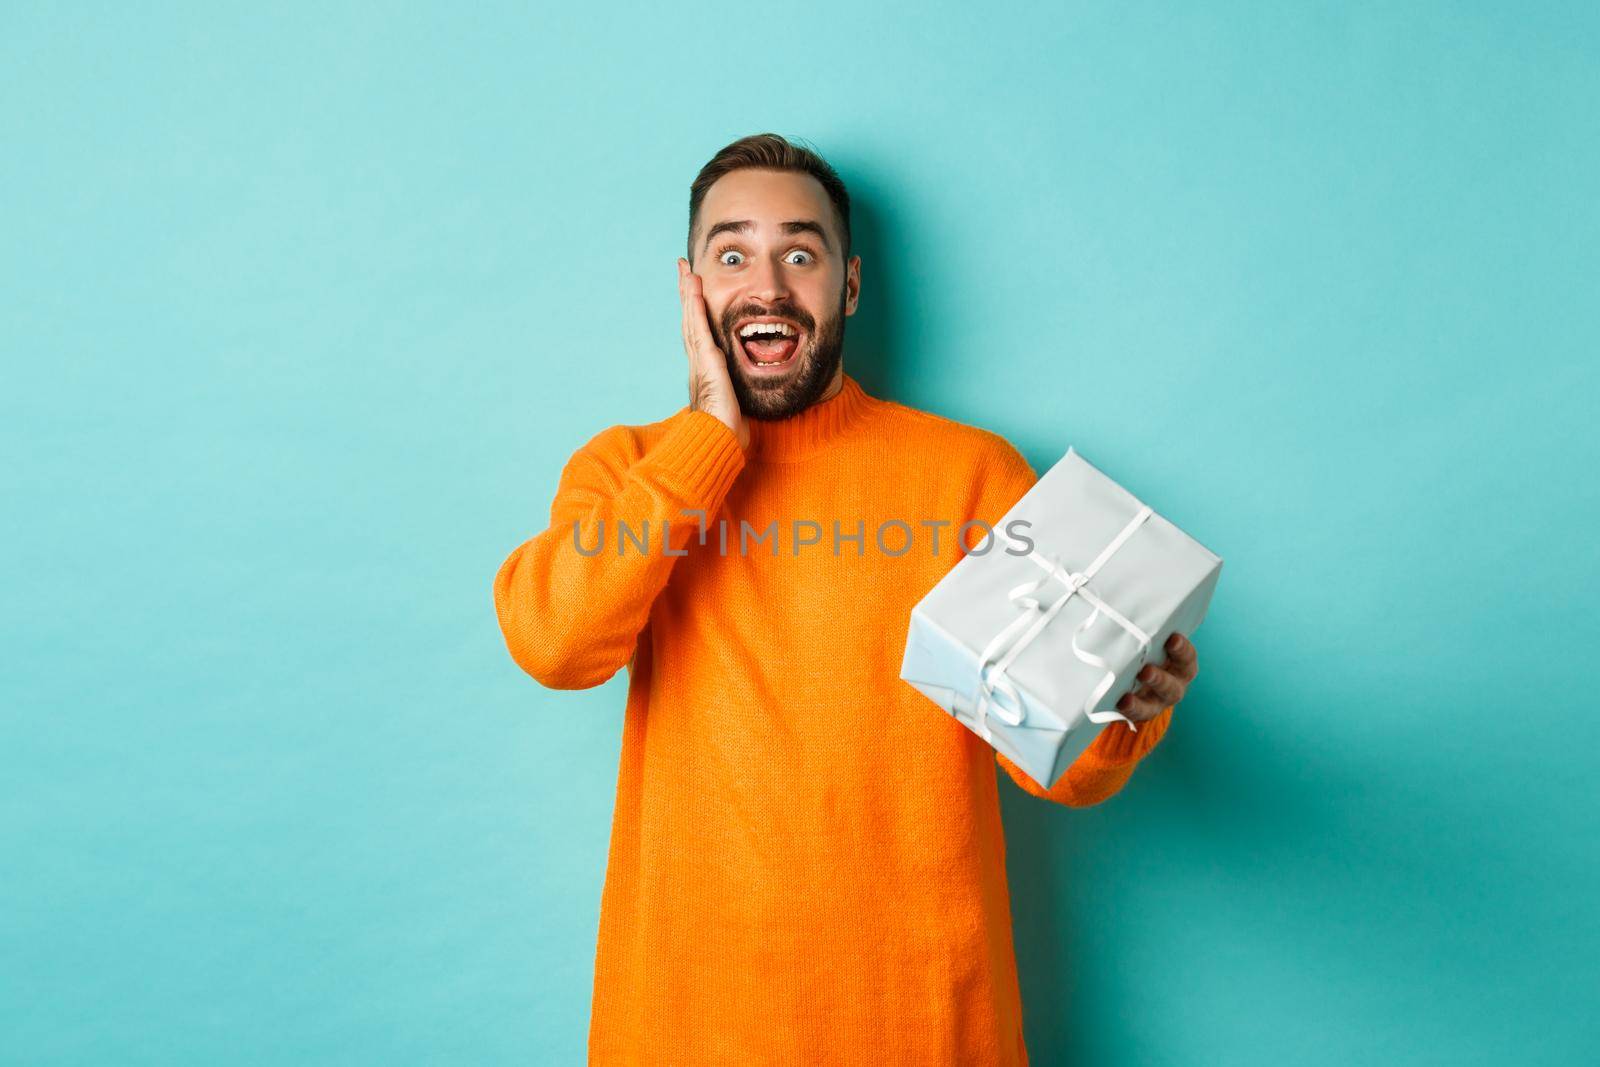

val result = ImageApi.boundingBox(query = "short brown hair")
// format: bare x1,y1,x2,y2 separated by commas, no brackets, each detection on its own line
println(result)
687,133,852,265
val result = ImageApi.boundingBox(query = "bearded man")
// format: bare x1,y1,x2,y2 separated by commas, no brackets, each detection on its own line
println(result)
493,132,1199,1066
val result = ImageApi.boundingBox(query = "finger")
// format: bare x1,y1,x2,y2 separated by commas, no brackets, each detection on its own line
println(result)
1116,684,1157,715
1135,663,1185,705
684,270,726,360
1116,688,1166,723
1163,632,1198,682
679,258,692,329
680,263,705,367
679,263,708,360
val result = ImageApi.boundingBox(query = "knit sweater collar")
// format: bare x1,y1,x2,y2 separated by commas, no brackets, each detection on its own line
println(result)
743,372,875,463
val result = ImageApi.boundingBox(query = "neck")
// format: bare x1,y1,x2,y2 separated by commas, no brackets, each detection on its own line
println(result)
814,365,844,404
742,369,875,463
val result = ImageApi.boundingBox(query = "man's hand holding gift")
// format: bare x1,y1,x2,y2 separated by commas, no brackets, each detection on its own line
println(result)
1115,632,1199,723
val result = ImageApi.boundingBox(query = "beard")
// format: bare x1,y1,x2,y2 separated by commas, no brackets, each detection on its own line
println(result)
714,283,847,421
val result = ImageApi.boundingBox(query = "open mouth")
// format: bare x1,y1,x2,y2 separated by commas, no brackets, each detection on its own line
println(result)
734,318,804,368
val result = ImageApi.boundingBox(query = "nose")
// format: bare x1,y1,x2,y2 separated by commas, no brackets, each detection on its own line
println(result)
747,254,789,303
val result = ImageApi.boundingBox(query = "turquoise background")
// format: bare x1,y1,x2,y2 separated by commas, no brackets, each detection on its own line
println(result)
4,3,1595,1064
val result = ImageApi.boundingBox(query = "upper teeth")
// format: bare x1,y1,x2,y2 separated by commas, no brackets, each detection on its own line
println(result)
740,322,796,338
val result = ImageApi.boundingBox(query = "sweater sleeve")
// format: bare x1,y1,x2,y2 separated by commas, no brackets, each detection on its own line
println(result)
997,707,1175,806
972,436,1175,807
492,409,746,690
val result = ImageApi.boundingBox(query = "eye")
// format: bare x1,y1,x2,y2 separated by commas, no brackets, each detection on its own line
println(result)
713,244,818,267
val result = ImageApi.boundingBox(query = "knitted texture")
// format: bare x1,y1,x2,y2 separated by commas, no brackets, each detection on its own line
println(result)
493,374,1174,1065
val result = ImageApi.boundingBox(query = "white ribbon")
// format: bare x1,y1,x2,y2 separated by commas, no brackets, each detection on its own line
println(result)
969,505,1156,745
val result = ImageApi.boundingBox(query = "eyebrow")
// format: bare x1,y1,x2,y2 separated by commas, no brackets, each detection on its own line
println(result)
702,219,832,255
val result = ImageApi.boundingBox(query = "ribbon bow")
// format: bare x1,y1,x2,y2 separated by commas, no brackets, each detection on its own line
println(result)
969,505,1156,744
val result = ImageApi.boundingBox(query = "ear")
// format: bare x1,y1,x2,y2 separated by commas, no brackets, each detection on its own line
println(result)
844,254,861,316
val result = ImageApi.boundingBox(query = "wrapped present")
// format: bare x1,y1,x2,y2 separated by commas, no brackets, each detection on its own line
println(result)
900,447,1222,790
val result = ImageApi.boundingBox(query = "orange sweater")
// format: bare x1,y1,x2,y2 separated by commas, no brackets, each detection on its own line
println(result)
493,374,1173,1065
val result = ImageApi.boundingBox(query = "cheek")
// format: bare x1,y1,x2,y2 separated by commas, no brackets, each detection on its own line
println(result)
798,281,837,319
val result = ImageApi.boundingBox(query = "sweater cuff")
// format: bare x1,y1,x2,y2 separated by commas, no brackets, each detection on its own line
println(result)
1085,705,1175,765
635,409,746,506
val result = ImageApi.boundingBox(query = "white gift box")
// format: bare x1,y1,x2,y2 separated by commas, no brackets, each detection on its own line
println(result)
900,447,1222,790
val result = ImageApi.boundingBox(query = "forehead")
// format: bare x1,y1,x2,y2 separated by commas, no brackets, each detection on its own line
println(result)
699,168,835,239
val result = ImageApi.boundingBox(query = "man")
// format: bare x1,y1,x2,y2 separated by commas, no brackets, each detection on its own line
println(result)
492,133,1200,1065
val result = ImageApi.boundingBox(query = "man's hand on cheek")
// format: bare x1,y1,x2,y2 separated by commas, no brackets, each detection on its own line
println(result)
679,258,748,451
